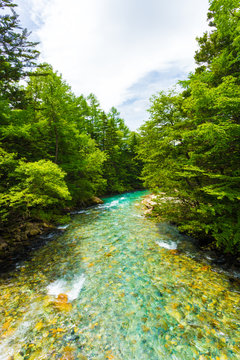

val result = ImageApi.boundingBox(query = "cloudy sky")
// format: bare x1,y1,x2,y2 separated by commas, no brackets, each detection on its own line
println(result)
16,0,210,130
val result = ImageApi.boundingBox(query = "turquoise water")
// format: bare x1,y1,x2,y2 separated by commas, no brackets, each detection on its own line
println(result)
0,191,239,360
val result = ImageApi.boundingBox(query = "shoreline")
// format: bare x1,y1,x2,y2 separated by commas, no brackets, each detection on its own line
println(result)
0,196,104,274
141,194,240,278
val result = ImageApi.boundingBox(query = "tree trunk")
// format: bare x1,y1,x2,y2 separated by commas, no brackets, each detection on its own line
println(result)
54,125,59,164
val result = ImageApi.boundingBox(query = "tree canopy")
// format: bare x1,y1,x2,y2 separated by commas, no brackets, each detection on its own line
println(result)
138,0,240,253
0,2,142,233
2,0,239,255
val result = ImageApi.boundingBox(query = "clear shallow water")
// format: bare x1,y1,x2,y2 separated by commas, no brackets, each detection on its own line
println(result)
0,191,239,360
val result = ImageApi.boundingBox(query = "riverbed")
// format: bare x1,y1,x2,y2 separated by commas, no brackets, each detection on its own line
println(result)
0,191,239,359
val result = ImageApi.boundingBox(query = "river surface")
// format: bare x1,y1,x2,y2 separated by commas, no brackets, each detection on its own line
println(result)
0,191,239,360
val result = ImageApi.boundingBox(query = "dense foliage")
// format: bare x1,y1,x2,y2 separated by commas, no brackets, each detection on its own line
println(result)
2,0,238,256
138,0,240,253
0,0,141,231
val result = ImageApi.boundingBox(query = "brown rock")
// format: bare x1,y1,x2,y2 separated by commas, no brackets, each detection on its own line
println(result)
91,196,104,204
54,293,72,312
0,241,8,251
25,223,42,236
57,293,69,302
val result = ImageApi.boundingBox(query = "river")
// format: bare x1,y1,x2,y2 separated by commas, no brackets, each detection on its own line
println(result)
0,191,239,359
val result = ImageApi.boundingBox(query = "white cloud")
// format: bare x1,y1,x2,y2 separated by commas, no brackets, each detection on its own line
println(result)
16,0,209,129
118,64,190,130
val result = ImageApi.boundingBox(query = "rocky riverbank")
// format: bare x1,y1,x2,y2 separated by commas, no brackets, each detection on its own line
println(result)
141,194,240,278
141,194,158,215
0,196,104,273
0,221,55,273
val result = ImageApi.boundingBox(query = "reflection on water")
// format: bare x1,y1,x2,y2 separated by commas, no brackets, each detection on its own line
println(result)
0,191,239,360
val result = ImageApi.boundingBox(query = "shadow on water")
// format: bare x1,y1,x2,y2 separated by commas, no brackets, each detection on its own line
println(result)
154,221,240,281
0,229,63,275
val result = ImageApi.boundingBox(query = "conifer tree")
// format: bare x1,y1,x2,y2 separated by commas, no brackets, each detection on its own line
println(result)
0,0,39,105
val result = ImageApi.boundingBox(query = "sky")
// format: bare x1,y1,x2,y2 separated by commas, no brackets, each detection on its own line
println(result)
16,0,210,130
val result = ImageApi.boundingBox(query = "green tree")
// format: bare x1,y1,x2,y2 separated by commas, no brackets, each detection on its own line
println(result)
103,107,139,193
0,0,39,105
194,0,240,83
26,65,106,203
138,0,240,253
0,148,70,225
71,96,143,193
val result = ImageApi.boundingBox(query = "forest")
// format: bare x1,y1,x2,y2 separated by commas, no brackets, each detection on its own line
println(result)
138,0,240,253
0,0,239,255
0,0,142,239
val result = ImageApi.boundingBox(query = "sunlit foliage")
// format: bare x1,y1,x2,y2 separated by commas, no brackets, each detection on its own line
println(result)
138,0,240,253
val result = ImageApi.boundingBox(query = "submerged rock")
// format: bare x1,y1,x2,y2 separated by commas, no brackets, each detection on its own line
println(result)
59,346,78,360
54,293,72,312
58,293,69,302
